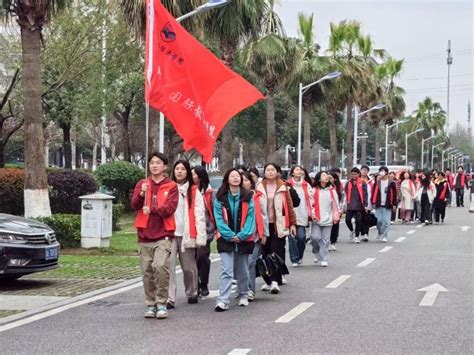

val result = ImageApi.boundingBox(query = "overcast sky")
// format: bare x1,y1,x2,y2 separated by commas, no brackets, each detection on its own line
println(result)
277,0,473,132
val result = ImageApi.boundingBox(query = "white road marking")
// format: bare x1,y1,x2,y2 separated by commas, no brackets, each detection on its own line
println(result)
0,257,222,332
406,230,416,235
379,246,393,253
416,224,424,229
228,349,251,355
394,237,406,243
460,226,472,232
275,302,314,323
417,283,449,306
325,275,351,289
357,258,376,267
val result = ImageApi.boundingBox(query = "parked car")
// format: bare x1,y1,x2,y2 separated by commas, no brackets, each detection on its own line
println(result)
209,175,223,192
0,213,60,280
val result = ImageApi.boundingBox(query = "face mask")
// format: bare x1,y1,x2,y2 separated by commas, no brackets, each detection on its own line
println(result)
379,171,386,177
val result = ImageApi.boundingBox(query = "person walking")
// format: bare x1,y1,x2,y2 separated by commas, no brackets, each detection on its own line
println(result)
454,166,469,207
399,171,416,223
360,165,373,242
416,172,436,225
445,168,454,207
371,166,398,242
241,171,269,302
329,171,344,251
213,169,256,312
191,166,216,297
132,152,179,319
433,172,449,224
168,160,207,308
256,163,296,294
311,172,341,267
287,165,313,266
344,167,368,244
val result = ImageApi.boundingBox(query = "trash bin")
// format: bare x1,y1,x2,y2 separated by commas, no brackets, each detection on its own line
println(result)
79,192,115,248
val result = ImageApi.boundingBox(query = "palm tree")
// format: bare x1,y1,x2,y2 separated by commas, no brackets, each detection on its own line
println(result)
414,97,447,136
2,0,71,217
242,1,300,162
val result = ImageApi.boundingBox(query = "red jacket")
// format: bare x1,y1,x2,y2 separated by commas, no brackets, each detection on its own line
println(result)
132,177,179,243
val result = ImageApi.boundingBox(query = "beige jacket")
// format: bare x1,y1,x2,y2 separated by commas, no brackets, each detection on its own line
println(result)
175,182,207,251
256,179,296,238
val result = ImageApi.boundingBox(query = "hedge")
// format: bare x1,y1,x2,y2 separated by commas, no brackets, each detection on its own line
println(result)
37,214,81,248
0,168,25,215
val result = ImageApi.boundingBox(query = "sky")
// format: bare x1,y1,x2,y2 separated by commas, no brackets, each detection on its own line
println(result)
277,0,473,132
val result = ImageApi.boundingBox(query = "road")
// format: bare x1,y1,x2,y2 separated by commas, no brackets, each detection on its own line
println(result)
1,205,473,354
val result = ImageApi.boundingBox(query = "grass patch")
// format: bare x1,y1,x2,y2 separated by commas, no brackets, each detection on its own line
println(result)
0,310,24,318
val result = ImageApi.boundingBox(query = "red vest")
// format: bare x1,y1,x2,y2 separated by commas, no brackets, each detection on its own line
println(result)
287,178,312,220
253,191,265,239
346,178,364,205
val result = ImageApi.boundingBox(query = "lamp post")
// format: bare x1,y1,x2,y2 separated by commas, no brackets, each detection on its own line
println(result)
318,148,328,172
431,142,444,169
442,147,455,170
447,149,459,171
405,128,424,168
353,104,385,166
285,144,295,169
155,0,232,153
297,71,341,165
385,119,409,165
421,136,436,169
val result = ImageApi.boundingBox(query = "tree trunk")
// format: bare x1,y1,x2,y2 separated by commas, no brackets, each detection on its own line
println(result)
0,142,5,167
21,25,51,217
122,112,131,162
71,128,76,170
374,121,381,165
345,103,354,170
360,117,367,165
266,93,277,162
62,123,72,169
302,108,311,169
328,109,338,168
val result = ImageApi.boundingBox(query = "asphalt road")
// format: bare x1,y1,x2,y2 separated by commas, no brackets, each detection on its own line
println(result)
1,205,473,354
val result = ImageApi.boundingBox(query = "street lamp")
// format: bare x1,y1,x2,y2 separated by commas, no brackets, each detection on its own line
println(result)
285,144,295,169
421,135,436,169
448,149,459,171
441,147,455,171
318,148,328,172
297,71,342,165
405,128,424,168
353,104,385,166
156,0,232,154
385,119,409,165
431,142,444,169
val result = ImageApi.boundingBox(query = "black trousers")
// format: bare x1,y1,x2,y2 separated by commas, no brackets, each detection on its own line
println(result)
345,210,362,237
420,193,432,223
330,222,340,244
263,223,286,285
455,188,464,207
433,204,446,222
196,240,211,288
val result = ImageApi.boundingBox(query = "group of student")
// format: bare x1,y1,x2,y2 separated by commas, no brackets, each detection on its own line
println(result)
131,151,470,319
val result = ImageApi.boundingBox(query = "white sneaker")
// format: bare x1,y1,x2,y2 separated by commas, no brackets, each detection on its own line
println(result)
329,244,336,251
353,237,360,244
331,244,337,251
270,281,280,294
382,237,388,242
297,259,303,265
314,257,318,263
376,234,382,240
291,262,298,267
238,298,249,307
214,302,229,312
261,284,271,291
320,261,328,267
282,276,288,285
248,290,255,301
349,231,355,240
361,235,369,242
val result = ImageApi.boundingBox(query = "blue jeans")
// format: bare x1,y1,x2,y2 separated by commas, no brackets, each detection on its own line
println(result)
248,241,260,293
311,224,332,262
375,207,392,239
288,226,307,263
217,251,249,305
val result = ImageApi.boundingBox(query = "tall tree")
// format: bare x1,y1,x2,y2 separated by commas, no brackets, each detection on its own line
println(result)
2,0,72,217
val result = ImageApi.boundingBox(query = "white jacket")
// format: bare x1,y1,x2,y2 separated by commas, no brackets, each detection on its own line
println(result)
174,182,207,251
416,182,436,204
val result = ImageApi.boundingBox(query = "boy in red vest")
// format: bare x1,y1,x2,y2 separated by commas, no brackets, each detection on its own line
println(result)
454,166,469,207
131,152,179,319
344,167,368,243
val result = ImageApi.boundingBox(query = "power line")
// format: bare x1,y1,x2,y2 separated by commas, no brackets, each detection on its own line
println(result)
404,73,474,81
406,83,474,92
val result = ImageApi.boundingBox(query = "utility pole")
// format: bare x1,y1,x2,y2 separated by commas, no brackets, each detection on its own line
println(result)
446,40,453,137
468,101,472,140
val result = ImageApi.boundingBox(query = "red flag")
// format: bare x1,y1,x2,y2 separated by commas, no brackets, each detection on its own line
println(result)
145,0,264,162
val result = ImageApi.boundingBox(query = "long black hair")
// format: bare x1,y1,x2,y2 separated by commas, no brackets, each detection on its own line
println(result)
192,165,210,193
216,168,251,201
241,170,256,190
313,171,332,189
172,160,193,206
420,170,431,188
330,172,342,199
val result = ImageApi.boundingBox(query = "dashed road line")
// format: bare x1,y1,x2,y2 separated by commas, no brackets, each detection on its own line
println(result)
325,275,351,289
275,302,314,323
357,258,376,267
379,246,393,253
416,224,424,229
406,230,416,235
395,237,406,243
228,349,252,355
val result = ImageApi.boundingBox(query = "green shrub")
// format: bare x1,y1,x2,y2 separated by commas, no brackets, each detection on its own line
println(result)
112,204,125,231
37,214,81,248
48,170,98,214
0,168,25,215
95,161,144,208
